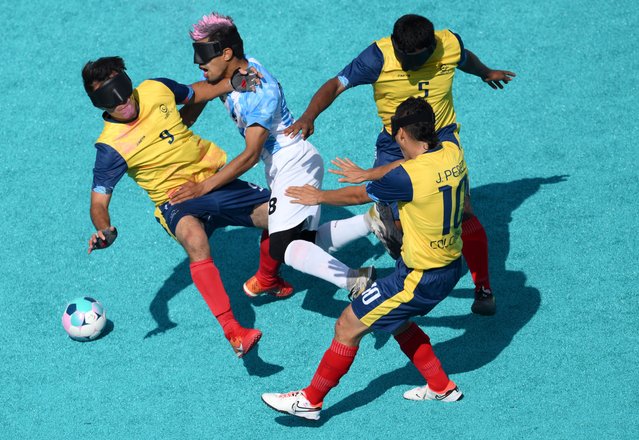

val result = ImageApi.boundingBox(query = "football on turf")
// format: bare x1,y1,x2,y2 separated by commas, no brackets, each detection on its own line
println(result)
61,297,107,341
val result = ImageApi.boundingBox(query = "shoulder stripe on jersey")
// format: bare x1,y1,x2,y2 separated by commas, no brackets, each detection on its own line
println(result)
450,31,467,66
150,78,193,104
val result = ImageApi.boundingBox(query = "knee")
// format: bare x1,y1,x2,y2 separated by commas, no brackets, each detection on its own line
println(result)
269,224,316,262
334,315,359,346
176,219,209,260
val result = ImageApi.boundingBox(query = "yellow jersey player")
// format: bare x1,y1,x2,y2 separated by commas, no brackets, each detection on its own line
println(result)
285,14,516,315
262,97,465,420
83,56,293,358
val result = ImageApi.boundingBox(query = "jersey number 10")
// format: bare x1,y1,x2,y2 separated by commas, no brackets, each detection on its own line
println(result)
438,174,468,235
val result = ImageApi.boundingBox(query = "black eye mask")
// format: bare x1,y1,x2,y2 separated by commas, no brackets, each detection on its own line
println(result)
391,36,436,71
193,41,224,64
88,72,133,109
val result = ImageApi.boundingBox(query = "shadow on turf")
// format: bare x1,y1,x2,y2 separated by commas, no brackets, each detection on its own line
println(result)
142,205,383,375
273,175,567,425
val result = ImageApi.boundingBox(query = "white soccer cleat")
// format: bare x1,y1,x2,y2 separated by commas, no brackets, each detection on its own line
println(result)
403,380,464,402
347,266,377,301
365,203,403,260
261,390,322,420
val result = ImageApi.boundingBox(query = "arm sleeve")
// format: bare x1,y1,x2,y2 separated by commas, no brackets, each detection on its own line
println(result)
242,84,279,129
336,43,384,89
365,166,413,203
151,78,194,104
92,143,128,194
450,31,467,67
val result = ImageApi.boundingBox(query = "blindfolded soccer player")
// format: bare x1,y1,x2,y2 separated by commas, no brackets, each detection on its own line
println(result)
172,12,378,300
83,56,288,358
262,97,467,420
285,14,516,316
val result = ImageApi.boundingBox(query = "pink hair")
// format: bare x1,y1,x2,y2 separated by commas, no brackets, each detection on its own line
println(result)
190,12,235,40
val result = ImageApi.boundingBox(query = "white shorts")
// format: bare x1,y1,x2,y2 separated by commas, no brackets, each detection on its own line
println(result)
263,140,324,234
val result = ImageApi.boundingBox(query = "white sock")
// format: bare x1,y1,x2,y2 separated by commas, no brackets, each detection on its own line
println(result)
315,214,372,253
284,239,352,289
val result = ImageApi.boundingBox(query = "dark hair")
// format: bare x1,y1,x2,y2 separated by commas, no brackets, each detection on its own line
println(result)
208,25,245,59
394,97,439,147
392,14,435,53
82,56,126,93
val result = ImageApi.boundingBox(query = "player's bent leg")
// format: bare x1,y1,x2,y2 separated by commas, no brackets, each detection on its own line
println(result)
394,321,463,402
248,201,269,229
244,202,294,299
262,305,369,420
314,214,371,254
273,222,375,296
244,231,294,298
176,216,262,358
175,215,211,262
461,196,496,315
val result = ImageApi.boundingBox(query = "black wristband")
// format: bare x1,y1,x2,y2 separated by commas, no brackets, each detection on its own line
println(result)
230,68,259,92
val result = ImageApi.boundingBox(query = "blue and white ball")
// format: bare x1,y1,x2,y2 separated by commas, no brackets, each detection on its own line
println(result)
62,297,107,341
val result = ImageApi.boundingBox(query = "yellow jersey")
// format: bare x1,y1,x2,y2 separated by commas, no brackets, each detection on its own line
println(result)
365,139,467,269
337,29,465,134
92,79,227,206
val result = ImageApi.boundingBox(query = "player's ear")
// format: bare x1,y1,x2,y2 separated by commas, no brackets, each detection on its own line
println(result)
396,127,405,143
223,47,234,61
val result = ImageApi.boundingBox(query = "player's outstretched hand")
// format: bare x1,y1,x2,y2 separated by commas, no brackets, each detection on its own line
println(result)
283,115,314,140
285,184,322,206
231,67,263,92
88,226,118,254
483,70,516,89
168,181,207,205
329,157,369,183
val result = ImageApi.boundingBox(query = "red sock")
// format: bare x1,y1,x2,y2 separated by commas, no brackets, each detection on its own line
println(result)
255,230,281,286
461,215,491,290
190,258,238,336
303,339,358,405
394,323,449,392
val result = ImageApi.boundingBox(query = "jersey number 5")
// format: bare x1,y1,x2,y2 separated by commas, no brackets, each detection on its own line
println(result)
418,81,430,97
438,175,468,235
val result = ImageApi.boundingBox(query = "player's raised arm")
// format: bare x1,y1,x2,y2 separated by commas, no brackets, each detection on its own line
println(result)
284,77,346,140
181,70,262,127
459,49,516,90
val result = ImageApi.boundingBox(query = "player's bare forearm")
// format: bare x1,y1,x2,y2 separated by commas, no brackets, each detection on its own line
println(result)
286,184,371,207
190,80,234,103
181,125,266,198
329,157,404,183
459,50,516,89
179,101,207,128
302,77,345,120
320,186,371,205
365,160,405,181
458,50,491,78
200,149,261,194
90,192,112,230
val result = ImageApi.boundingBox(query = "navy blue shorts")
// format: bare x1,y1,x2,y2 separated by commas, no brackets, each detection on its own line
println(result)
351,257,462,333
154,179,270,238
